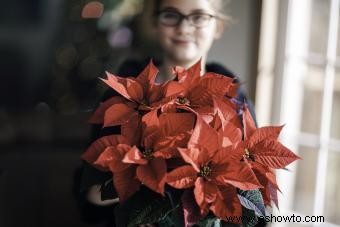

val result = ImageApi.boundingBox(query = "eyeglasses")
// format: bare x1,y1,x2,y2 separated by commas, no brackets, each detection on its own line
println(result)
156,10,217,28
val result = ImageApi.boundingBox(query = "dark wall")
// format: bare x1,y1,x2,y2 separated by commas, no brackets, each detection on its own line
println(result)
0,1,111,226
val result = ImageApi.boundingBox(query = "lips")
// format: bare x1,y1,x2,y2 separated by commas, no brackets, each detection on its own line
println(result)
172,39,192,45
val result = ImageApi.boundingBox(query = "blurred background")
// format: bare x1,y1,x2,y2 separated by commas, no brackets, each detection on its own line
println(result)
0,0,339,226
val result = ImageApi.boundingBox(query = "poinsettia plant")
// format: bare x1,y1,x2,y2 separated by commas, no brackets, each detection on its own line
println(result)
81,60,300,227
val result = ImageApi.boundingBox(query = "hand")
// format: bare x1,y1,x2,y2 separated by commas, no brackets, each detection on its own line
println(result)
86,185,119,206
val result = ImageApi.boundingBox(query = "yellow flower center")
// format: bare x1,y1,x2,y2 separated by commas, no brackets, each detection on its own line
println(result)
142,148,154,160
244,148,255,161
177,97,190,105
199,165,212,178
138,99,150,111
140,99,148,106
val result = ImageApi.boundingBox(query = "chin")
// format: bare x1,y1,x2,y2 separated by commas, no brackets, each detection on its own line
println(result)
172,53,199,65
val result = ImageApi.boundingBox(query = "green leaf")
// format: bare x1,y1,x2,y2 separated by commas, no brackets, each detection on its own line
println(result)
167,204,185,226
198,216,219,227
241,207,258,227
237,189,265,217
158,216,175,227
126,187,179,227
127,197,175,227
197,217,242,227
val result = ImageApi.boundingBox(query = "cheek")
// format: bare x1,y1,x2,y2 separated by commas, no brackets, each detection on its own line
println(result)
157,26,173,43
196,27,217,49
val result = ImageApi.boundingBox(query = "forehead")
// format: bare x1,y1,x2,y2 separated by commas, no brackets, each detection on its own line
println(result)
159,0,215,13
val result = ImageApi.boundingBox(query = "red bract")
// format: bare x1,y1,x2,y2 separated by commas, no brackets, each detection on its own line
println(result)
252,162,280,208
211,98,242,147
151,112,196,158
171,60,238,98
93,110,195,200
167,117,261,218
240,106,300,207
162,60,239,118
101,60,159,105
210,185,242,223
81,135,127,167
123,148,167,196
242,106,300,169
88,61,157,126
92,61,176,128
81,135,140,202
95,144,140,202
122,110,196,195
88,96,126,124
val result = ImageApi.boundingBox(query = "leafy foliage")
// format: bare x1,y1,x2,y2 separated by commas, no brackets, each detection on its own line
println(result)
241,207,258,227
127,197,176,227
238,189,266,217
82,60,300,226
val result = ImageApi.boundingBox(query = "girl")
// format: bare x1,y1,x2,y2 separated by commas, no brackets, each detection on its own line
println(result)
78,0,256,226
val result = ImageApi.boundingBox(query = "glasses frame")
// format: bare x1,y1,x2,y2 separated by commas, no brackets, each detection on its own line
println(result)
155,10,219,28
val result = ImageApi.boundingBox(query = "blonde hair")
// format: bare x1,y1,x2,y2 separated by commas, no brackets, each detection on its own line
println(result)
207,0,232,22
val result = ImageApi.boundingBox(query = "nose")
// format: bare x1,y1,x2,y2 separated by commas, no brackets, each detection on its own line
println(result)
176,18,195,33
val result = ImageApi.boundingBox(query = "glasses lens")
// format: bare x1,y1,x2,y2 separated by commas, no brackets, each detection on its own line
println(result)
189,14,212,27
158,11,180,26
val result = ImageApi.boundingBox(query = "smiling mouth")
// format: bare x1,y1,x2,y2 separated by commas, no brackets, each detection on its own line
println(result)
173,39,192,45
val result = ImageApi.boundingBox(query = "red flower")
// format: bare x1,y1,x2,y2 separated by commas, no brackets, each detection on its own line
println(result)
150,111,196,159
81,59,300,223
162,60,239,119
101,60,159,107
242,105,300,169
171,60,238,99
95,144,140,202
240,105,300,207
87,95,142,145
252,162,280,207
92,109,196,201
211,98,243,147
166,117,261,217
122,110,196,195
81,135,140,203
90,60,175,128
210,185,242,223
81,135,127,167
88,60,156,124
88,96,126,124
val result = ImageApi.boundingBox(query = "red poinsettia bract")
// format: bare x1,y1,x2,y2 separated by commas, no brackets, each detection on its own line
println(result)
93,109,195,201
167,116,261,219
162,60,239,122
240,105,300,207
89,60,175,128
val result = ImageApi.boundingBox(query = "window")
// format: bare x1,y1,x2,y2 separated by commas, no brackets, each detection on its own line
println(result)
257,0,340,226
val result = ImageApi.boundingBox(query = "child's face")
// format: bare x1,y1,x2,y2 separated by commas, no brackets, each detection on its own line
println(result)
155,0,223,65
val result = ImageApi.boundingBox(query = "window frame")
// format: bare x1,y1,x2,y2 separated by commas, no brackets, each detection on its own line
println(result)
257,0,340,226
